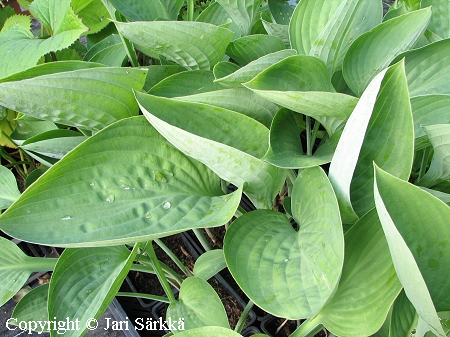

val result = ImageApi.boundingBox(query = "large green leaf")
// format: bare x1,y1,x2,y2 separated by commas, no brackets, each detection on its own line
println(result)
374,166,448,336
195,2,241,40
0,67,147,131
261,19,290,47
109,0,169,21
216,0,263,35
73,0,110,36
48,245,137,337
167,277,229,333
417,124,450,187
329,61,414,223
83,34,127,67
136,91,284,209
11,284,49,333
421,0,450,39
115,21,234,70
342,8,431,96
193,250,226,281
310,209,402,337
0,117,241,247
0,165,21,209
224,167,343,319
268,0,294,25
390,290,418,337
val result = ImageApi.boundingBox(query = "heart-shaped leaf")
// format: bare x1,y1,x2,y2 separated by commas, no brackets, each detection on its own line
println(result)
167,277,229,332
11,284,49,333
224,167,343,319
0,165,21,210
0,117,241,247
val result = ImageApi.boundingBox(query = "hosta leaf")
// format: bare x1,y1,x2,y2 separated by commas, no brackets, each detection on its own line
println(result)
83,34,126,66
173,326,244,337
390,290,418,337
215,49,297,87
244,55,334,92
403,39,450,97
115,21,234,70
329,61,413,223
0,107,16,148
136,91,284,209
374,166,448,336
160,0,184,20
224,167,344,319
264,109,341,168
10,116,58,146
167,277,229,332
109,0,169,21
48,245,137,337
143,65,180,92
11,284,49,333
261,19,290,47
194,250,226,280
421,0,450,39
268,0,294,25
175,88,277,128
148,70,224,98
343,8,431,96
311,209,402,337
226,34,285,66
0,67,147,131
420,187,450,205
0,165,21,209
216,0,263,36
195,2,241,40
213,61,240,79
417,124,450,187
0,117,241,247
310,0,382,75
73,0,110,35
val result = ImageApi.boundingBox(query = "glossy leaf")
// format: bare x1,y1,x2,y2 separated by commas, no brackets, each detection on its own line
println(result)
0,166,21,209
48,245,137,337
390,290,417,337
224,167,343,319
109,0,169,21
418,124,450,187
226,34,285,66
167,277,229,332
312,209,402,337
329,61,413,223
343,8,431,96
216,0,263,35
374,166,447,336
194,250,226,280
421,0,450,39
11,284,49,333
115,21,234,70
0,67,147,131
136,91,284,209
0,117,241,247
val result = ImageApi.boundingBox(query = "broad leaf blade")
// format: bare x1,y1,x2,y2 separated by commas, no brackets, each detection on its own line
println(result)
193,250,226,281
421,0,450,39
390,290,418,337
109,0,169,21
0,165,21,209
11,284,49,332
216,0,263,36
0,117,241,247
268,0,294,25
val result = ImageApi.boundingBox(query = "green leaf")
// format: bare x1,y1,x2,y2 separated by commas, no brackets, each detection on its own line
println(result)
115,21,234,70
136,91,284,209
0,66,147,131
216,0,263,35
417,124,450,187
420,187,450,206
11,284,49,333
193,250,226,280
329,60,414,223
0,165,21,209
1,14,31,32
83,34,126,66
213,61,240,80
311,209,402,337
175,88,277,128
10,116,58,146
374,166,447,336
196,2,241,40
160,0,184,20
226,34,285,66
224,167,344,319
215,49,296,87
109,0,169,21
0,117,241,247
343,8,431,96
421,0,450,39
390,290,418,337
73,0,110,35
268,0,294,25
261,19,290,47
143,65,181,92
0,6,15,30
171,326,244,337
244,55,334,92
167,277,229,332
48,245,136,337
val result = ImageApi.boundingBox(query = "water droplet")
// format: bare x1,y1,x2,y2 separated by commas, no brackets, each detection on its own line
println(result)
362,16,366,20
12,279,16,282
86,289,92,294
122,185,130,190
106,193,115,202
126,71,129,74
89,182,95,187
100,16,104,21
144,212,152,219
162,201,171,209
284,259,289,263
62,215,71,220
26,211,30,214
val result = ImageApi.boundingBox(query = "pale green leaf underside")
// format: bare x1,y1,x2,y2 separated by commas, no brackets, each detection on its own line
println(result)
0,67,147,131
224,167,343,319
314,209,402,337
261,19,290,47
216,0,262,36
374,166,446,337
421,0,450,39
194,250,226,281
0,117,241,247
0,165,21,209
11,284,49,332
167,277,229,333
115,21,234,70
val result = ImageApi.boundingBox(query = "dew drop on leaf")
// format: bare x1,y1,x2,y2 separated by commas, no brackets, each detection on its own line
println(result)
284,259,289,263
61,215,71,220
162,202,171,209
86,289,92,294
106,193,115,202
144,212,152,219
122,185,130,190
89,182,95,187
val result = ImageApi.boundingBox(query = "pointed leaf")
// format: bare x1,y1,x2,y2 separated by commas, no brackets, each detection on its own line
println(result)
343,8,431,96
109,0,169,21
216,0,263,35
0,67,147,131
374,166,447,336
261,19,290,47
0,165,21,209
115,21,234,70
224,167,344,319
420,187,450,206
48,245,137,337
167,277,229,332
0,117,241,247
11,284,49,333
421,0,450,39
194,250,226,281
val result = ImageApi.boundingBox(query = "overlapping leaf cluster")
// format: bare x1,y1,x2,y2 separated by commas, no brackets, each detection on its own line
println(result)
0,0,450,336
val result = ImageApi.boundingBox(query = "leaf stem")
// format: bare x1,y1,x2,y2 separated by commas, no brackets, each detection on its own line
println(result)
132,256,183,289
417,146,430,181
234,300,254,333
155,239,192,277
193,228,212,251
27,257,58,272
306,116,312,156
187,0,194,21
290,318,323,337
310,120,320,152
116,292,170,304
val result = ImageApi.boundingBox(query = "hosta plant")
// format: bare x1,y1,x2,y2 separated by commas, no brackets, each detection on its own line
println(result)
1,0,450,336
